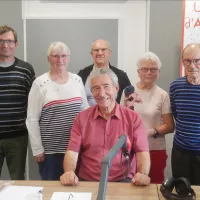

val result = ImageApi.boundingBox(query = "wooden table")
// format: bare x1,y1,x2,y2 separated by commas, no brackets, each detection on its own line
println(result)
0,180,159,200
2,180,200,199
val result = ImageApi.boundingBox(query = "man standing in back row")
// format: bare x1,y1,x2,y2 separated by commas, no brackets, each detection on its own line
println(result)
170,43,200,185
0,25,35,180
78,39,131,106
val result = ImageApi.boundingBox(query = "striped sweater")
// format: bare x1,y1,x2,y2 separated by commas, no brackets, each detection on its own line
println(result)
0,57,35,139
26,72,89,156
170,76,200,152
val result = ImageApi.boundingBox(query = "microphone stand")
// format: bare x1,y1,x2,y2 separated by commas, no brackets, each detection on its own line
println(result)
96,135,127,200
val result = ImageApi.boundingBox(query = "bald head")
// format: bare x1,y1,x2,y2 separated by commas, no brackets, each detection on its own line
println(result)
182,43,200,79
90,39,112,68
182,43,200,59
91,39,111,51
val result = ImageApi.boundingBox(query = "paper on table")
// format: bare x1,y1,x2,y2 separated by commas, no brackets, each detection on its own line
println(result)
51,192,92,200
0,185,43,200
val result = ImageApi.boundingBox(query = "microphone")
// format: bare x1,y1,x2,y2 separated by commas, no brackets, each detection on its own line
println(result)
124,85,135,110
124,85,135,101
121,136,131,161
97,135,128,200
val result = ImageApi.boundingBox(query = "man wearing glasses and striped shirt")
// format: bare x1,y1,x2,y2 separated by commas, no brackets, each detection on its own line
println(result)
170,43,200,185
0,25,35,180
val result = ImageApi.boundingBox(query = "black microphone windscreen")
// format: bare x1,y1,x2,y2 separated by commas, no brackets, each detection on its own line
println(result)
124,85,135,96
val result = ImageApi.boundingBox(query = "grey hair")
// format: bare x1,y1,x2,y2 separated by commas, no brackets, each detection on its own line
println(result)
88,68,118,89
91,39,111,51
47,41,70,56
136,51,162,69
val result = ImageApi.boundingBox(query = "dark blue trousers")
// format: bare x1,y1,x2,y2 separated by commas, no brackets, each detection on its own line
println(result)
38,153,65,180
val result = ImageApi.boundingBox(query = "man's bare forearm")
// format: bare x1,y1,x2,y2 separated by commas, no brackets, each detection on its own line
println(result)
63,150,79,172
136,151,150,175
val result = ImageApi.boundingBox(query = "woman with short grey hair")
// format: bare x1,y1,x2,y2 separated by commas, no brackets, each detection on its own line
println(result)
26,41,89,180
121,51,174,183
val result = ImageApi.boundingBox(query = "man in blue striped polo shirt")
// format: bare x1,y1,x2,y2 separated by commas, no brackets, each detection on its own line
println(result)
170,43,200,185
0,25,35,180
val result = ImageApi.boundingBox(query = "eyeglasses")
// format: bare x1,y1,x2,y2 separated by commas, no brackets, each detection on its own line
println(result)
50,54,69,59
139,68,159,73
0,40,16,46
183,59,200,66
92,48,109,53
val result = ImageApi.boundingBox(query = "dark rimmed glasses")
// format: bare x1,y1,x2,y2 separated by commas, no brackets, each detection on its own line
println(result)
0,40,16,46
183,59,200,66
139,68,159,73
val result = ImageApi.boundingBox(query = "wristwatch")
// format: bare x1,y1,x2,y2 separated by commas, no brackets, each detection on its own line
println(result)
153,128,159,138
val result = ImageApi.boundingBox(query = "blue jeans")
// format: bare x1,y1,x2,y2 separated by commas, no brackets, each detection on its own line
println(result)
38,153,64,180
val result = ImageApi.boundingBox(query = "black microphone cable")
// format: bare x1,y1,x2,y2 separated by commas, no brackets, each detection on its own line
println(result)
120,152,125,179
120,152,130,180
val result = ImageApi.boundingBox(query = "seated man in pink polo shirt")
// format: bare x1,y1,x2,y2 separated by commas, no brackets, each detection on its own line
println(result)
60,68,150,186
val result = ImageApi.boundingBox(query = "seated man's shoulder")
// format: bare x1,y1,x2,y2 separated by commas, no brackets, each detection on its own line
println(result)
119,104,139,118
76,106,95,120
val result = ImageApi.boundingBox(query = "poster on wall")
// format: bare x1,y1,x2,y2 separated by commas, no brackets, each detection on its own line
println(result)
181,0,200,77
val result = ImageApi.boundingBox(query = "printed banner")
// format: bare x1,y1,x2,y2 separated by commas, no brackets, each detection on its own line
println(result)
181,0,200,77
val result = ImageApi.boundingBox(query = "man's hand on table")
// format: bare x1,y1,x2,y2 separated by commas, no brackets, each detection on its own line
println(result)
60,171,79,186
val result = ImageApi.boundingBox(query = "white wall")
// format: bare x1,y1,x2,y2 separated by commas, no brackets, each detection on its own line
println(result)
22,0,148,85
